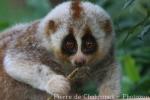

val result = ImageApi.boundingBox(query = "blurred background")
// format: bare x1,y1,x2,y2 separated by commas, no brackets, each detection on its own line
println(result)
0,0,149,97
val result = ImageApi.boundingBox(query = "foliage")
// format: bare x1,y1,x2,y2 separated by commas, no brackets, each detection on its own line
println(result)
0,0,149,97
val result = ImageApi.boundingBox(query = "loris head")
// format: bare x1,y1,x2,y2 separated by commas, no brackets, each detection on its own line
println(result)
38,1,114,67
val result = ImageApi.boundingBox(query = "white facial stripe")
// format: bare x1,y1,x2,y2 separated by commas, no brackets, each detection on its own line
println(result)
76,35,81,53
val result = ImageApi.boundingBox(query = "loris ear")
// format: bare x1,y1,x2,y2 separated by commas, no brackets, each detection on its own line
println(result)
44,20,58,36
99,19,113,36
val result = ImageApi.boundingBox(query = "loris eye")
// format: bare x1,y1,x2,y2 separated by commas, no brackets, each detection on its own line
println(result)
65,41,75,49
82,34,98,54
61,34,77,55
85,41,96,48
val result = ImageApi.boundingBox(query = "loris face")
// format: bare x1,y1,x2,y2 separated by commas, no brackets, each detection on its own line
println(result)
60,27,98,67
38,1,114,68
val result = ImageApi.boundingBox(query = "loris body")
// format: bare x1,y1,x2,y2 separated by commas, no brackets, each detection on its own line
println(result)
0,1,120,100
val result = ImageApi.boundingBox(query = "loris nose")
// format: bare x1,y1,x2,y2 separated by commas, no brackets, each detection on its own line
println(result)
74,59,86,67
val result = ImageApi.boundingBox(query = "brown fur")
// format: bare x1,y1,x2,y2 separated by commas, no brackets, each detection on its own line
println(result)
84,25,92,35
0,66,49,100
45,20,57,36
0,29,23,49
100,19,112,34
71,0,83,19
69,27,74,35
55,49,70,64
0,21,51,100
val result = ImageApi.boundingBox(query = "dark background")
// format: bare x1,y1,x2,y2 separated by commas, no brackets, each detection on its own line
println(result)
0,0,149,97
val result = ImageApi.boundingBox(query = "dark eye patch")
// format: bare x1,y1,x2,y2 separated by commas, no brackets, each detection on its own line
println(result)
81,34,98,54
61,33,77,56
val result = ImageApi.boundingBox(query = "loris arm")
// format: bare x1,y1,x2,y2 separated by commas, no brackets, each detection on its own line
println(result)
98,62,121,97
3,49,70,96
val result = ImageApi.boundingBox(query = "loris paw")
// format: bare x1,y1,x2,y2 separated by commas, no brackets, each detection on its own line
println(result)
45,75,70,96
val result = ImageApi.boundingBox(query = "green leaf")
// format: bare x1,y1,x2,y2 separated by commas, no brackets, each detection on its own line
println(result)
122,55,140,83
0,21,10,31
123,0,135,9
129,72,150,95
121,76,134,94
138,25,150,40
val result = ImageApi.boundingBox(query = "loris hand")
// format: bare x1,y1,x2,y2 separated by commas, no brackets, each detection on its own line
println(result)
45,75,71,96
